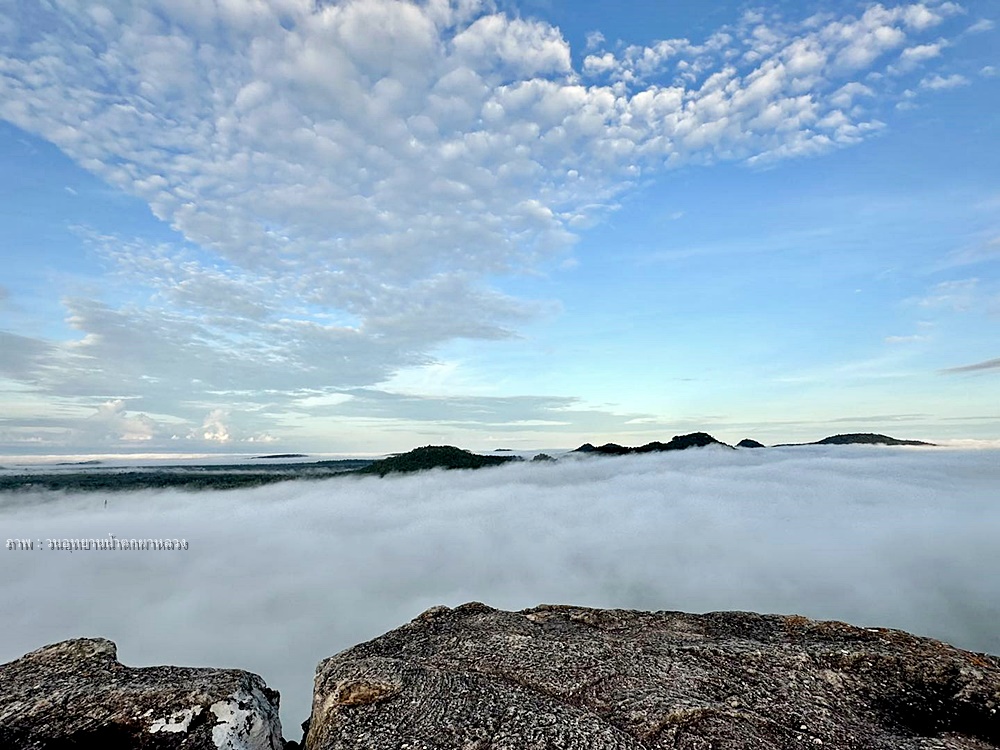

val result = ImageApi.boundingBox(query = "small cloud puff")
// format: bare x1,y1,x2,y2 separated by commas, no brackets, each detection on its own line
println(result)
196,409,231,443
920,72,971,89
584,30,605,51
898,40,945,68
966,19,995,34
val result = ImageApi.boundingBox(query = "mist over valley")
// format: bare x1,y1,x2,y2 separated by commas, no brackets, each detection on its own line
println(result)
3,445,998,728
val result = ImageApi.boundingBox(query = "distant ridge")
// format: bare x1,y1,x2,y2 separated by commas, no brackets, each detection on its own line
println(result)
1,432,940,494
570,432,935,454
572,432,733,455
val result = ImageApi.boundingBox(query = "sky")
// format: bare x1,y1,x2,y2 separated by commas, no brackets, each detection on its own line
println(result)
3,447,999,727
1,0,998,456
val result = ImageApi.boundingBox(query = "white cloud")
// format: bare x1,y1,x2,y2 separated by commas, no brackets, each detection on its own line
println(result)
899,40,945,64
453,13,572,79
829,81,876,108
826,10,907,70
966,19,995,34
920,72,971,89
903,3,962,31
197,409,231,443
0,0,976,444
2,448,998,728
981,65,998,77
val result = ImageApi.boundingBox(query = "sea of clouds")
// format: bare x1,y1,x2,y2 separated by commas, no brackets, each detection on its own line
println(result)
2,446,998,731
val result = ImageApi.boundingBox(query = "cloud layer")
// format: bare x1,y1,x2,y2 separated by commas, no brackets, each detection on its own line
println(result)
3,446,999,729
0,0,976,447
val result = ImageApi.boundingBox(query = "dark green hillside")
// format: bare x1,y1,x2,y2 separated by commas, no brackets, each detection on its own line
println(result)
0,459,373,493
775,433,936,447
0,471,294,493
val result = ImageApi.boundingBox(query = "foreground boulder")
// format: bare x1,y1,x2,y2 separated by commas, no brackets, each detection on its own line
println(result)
308,603,1000,750
0,638,283,750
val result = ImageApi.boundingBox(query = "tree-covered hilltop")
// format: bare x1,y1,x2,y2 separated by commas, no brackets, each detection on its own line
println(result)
773,433,936,447
353,446,520,477
812,433,935,446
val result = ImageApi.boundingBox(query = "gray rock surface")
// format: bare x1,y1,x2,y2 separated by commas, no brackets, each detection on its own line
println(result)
0,637,283,750
307,602,1000,750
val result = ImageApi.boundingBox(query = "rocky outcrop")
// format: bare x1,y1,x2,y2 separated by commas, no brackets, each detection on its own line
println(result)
5,606,999,750
0,638,283,750
573,432,733,455
307,602,1000,750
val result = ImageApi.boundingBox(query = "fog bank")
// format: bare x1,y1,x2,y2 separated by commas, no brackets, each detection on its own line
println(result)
2,446,998,730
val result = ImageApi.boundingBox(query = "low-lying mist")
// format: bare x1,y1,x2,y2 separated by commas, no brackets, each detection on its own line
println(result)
2,446,998,731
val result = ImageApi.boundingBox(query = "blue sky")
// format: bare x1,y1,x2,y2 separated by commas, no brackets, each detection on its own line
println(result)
0,0,997,455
